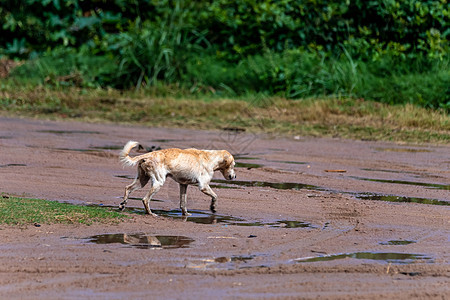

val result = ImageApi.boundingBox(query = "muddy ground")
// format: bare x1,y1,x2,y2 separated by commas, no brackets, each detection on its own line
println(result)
0,116,449,299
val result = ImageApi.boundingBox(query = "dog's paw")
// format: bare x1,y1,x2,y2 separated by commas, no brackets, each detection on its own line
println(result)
210,205,216,214
182,212,192,217
118,205,125,211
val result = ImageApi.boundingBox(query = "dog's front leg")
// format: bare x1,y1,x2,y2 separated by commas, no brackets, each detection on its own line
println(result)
200,184,218,213
179,184,191,216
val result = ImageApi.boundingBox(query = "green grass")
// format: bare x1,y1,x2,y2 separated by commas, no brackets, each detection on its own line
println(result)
0,83,448,144
0,196,128,226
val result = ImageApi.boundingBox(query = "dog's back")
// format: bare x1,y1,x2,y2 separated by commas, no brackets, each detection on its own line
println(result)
120,141,221,169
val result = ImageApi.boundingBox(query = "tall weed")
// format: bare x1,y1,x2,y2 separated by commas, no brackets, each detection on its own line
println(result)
102,1,207,90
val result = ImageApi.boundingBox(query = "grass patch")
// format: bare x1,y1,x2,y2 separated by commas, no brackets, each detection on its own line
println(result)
0,196,128,226
0,83,448,144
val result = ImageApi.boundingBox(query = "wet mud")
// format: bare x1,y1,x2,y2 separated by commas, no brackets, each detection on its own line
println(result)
0,116,449,299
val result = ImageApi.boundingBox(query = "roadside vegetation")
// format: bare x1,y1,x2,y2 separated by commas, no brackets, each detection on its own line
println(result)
0,195,127,226
0,0,448,143
1,84,448,143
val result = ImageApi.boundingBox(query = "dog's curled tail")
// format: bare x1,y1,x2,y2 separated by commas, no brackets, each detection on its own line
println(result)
120,140,140,167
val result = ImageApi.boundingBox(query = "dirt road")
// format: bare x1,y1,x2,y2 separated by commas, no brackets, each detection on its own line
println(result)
0,116,449,299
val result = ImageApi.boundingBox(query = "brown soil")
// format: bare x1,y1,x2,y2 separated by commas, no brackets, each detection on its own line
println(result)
0,116,449,299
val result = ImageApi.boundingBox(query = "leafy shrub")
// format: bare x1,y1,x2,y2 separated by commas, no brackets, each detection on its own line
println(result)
10,48,118,88
1,0,448,108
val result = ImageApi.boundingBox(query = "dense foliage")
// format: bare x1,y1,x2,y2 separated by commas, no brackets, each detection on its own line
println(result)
1,0,448,108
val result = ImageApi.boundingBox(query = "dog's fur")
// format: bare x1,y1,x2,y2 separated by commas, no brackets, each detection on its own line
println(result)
119,141,236,216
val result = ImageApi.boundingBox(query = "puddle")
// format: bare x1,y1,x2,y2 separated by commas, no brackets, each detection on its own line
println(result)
354,193,449,206
361,168,410,174
150,139,181,143
234,156,260,160
86,233,194,249
158,210,316,228
212,255,256,264
110,196,165,204
209,184,240,189
295,252,432,264
350,176,449,190
234,156,307,166
235,162,263,169
187,255,260,270
380,240,416,246
137,145,162,152
90,145,123,150
268,160,307,165
0,163,27,167
211,179,322,191
106,205,316,228
36,130,101,134
115,174,135,180
54,148,100,152
374,147,431,153
231,255,256,262
269,220,314,228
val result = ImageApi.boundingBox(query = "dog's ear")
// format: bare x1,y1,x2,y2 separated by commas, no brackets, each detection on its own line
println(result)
222,151,234,166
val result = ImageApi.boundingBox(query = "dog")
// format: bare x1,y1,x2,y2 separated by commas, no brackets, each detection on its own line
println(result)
119,141,236,216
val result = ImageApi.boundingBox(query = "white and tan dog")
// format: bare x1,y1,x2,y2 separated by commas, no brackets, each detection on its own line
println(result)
119,141,236,216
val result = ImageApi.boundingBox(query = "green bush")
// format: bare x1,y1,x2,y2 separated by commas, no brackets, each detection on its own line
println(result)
10,47,118,88
2,0,448,108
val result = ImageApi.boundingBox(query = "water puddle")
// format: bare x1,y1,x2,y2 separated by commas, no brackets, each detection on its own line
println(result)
270,220,314,228
350,176,449,190
233,156,308,171
230,255,256,262
268,160,307,165
235,162,263,169
106,205,316,228
54,148,100,152
0,163,27,167
211,255,256,264
151,139,181,143
136,145,162,152
380,240,416,246
354,193,449,206
295,252,432,264
234,156,260,160
374,147,431,153
86,233,194,249
36,130,101,135
154,209,316,228
90,145,123,150
211,179,322,192
114,174,135,180
362,168,410,174
209,183,239,189
187,254,260,270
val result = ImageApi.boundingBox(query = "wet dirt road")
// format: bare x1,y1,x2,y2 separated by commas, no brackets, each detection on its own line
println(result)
0,116,449,299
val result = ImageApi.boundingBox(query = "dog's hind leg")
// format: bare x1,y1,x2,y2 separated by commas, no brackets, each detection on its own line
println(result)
179,184,191,216
142,180,163,217
199,184,218,213
120,178,140,211
119,170,150,211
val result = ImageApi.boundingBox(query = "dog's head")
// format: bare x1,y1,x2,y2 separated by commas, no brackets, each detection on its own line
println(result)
219,151,236,180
